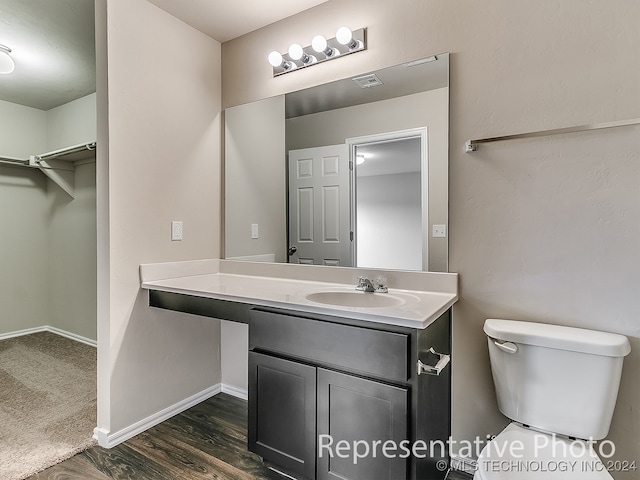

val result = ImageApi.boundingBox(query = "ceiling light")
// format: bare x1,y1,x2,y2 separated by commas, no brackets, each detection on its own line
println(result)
0,45,15,74
268,28,366,76
356,155,366,165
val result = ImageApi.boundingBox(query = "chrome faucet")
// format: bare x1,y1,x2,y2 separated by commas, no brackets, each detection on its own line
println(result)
356,276,376,292
356,276,388,293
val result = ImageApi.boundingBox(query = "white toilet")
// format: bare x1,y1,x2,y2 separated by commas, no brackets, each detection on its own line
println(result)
474,318,631,479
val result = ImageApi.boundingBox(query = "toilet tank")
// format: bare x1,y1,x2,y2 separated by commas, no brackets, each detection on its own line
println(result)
484,319,630,440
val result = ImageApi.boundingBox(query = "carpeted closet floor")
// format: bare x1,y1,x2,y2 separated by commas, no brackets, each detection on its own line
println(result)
0,331,97,480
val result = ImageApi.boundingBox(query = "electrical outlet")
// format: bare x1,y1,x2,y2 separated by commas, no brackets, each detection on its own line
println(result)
171,221,183,241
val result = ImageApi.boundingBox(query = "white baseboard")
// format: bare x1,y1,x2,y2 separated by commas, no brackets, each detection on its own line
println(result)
0,325,96,347
221,383,248,400
94,383,222,448
45,326,97,347
450,454,478,475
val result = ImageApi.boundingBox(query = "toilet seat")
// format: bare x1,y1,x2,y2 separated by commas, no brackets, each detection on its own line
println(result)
473,423,613,480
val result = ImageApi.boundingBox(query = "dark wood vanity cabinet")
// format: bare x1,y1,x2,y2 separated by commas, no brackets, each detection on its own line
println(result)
147,290,451,480
249,352,317,479
316,368,408,480
248,307,451,480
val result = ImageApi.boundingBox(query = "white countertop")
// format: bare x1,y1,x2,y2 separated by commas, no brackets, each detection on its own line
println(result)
140,259,458,329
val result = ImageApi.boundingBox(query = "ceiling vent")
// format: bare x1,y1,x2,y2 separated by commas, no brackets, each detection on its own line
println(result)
352,73,383,88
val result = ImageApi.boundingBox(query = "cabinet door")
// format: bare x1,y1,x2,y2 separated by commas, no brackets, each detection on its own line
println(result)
248,352,316,480
317,369,408,480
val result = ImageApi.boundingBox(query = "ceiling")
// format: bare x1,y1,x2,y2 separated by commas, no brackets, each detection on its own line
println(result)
356,137,422,178
145,0,328,43
0,0,327,111
285,55,448,118
0,0,96,110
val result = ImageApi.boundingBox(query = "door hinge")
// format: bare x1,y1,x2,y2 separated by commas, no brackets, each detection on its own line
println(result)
349,160,354,171
350,231,354,241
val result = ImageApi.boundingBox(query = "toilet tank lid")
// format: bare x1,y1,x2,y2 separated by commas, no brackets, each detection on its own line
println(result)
484,319,631,357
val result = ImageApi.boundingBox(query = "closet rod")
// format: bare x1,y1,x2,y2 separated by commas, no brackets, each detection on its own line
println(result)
34,142,97,162
465,118,640,153
0,156,30,167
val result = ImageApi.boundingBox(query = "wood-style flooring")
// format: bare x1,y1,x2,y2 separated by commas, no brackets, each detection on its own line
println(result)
28,393,280,480
28,392,473,480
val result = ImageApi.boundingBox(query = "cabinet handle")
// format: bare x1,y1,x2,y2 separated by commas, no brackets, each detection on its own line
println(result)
417,347,450,376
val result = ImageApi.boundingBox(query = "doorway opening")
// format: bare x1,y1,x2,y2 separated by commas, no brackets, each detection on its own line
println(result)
348,128,428,271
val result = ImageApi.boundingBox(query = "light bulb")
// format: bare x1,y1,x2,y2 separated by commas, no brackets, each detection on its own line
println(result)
311,35,336,58
336,27,360,50
311,35,327,53
335,27,353,45
0,45,15,74
268,50,283,67
288,43,304,61
356,155,366,165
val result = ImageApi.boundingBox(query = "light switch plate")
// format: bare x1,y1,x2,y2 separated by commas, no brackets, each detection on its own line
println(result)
432,224,447,238
251,224,259,239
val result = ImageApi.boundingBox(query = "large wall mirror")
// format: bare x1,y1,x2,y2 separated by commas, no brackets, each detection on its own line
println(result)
225,52,449,272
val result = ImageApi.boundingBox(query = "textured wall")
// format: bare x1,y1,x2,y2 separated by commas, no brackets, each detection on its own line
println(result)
46,93,97,152
222,0,640,473
46,162,97,340
46,94,97,341
97,0,223,435
0,100,47,157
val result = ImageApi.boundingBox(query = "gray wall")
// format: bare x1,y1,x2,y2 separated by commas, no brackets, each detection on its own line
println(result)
0,165,50,335
46,161,96,340
357,172,422,271
225,95,286,262
222,0,640,473
45,94,97,341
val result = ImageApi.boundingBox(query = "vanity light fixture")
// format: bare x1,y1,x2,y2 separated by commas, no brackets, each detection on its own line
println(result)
0,44,15,74
268,27,366,76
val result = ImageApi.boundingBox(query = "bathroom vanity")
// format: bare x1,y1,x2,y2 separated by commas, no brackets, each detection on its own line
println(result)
141,259,458,480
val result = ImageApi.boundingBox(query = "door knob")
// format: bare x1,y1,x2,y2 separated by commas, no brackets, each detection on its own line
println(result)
288,246,298,256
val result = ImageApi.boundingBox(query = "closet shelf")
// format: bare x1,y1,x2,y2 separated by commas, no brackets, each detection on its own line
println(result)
465,118,640,153
0,142,96,198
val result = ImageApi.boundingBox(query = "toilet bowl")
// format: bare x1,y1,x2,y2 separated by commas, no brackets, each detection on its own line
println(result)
474,423,612,479
475,319,630,480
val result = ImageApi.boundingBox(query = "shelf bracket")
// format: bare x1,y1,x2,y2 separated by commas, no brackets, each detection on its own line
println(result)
28,142,97,198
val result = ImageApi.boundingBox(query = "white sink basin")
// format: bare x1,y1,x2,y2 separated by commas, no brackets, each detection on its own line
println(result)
305,291,405,308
